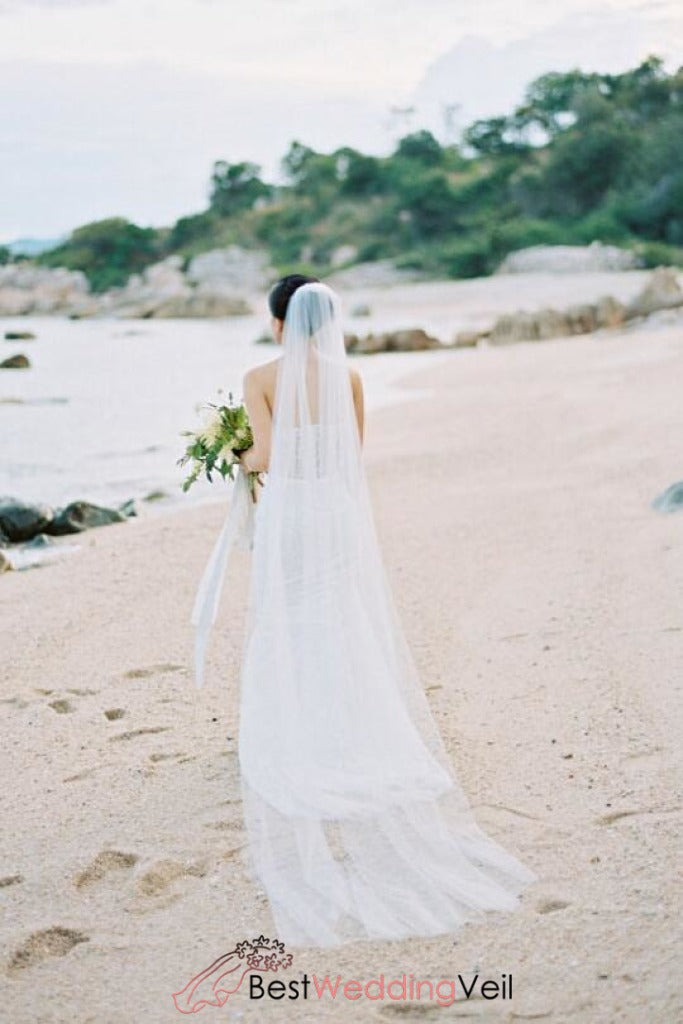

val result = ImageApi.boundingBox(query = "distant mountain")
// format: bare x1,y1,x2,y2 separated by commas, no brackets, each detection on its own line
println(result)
5,237,65,257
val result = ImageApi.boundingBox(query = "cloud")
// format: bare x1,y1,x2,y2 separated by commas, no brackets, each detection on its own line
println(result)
411,4,682,134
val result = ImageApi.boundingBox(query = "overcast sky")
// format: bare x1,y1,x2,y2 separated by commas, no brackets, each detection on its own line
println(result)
1,0,681,242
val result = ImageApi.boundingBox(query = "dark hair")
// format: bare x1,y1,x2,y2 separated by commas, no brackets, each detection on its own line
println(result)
268,273,319,321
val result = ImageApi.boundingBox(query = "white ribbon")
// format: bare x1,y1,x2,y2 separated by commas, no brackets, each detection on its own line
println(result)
191,468,255,689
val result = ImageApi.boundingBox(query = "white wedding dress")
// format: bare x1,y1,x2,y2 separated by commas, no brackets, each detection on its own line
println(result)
194,283,536,947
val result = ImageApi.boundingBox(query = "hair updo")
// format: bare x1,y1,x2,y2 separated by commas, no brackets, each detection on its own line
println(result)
268,273,320,321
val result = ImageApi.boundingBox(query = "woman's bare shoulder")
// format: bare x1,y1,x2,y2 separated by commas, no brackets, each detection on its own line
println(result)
244,356,281,386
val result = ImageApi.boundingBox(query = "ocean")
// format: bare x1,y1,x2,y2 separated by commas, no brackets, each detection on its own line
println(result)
0,313,448,512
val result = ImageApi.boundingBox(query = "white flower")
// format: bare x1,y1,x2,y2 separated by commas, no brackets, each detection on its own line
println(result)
199,409,224,447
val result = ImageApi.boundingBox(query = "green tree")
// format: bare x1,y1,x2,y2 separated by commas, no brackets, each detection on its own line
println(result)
209,161,271,216
395,130,443,166
38,218,160,291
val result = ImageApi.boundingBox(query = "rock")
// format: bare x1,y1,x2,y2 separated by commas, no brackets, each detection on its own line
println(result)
0,498,54,542
47,501,127,535
326,259,428,289
350,328,443,354
496,242,640,274
118,498,138,518
350,303,371,317
186,246,275,293
566,304,598,334
626,267,683,318
0,550,12,573
152,292,251,318
0,263,89,315
652,481,683,514
534,308,571,340
4,330,36,340
0,353,30,368
254,332,275,345
489,311,540,345
451,330,482,348
98,255,253,318
142,489,169,502
594,295,626,329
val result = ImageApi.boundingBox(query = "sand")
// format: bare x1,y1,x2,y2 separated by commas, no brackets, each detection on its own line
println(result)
1,308,682,1022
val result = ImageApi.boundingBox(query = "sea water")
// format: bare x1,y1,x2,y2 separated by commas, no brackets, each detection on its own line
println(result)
0,314,448,511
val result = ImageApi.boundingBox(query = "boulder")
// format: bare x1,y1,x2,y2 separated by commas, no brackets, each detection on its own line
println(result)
4,330,36,340
0,263,90,315
0,353,30,368
496,241,640,274
488,311,541,345
652,481,683,514
46,500,127,535
534,308,572,340
451,330,482,348
595,295,626,329
626,267,683,319
349,328,443,354
186,246,275,293
0,498,54,542
566,304,598,335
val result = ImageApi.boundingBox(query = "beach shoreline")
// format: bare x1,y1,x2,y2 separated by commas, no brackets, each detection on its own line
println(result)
1,319,682,1022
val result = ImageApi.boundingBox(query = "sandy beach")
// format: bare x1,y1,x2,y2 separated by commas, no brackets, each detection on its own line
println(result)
1,310,682,1022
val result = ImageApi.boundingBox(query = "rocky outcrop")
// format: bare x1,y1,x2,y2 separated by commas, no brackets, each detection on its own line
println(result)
0,246,274,318
456,268,681,347
625,267,683,318
345,328,443,354
496,242,640,274
186,246,274,294
0,264,90,315
97,255,252,319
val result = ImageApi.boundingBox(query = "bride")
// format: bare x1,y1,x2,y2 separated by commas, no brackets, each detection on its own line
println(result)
210,275,536,947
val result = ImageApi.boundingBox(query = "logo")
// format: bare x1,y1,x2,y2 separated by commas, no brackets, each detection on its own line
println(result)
172,935,293,1014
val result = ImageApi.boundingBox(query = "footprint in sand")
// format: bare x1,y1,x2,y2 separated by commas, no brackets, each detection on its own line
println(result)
103,708,126,721
110,726,171,742
0,874,23,888
123,663,184,680
202,820,243,833
7,927,89,973
148,751,187,763
536,899,570,914
48,698,74,714
136,859,207,897
74,850,139,889
379,1003,446,1019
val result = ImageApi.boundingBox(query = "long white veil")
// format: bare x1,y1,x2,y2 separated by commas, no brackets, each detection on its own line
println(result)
238,282,536,947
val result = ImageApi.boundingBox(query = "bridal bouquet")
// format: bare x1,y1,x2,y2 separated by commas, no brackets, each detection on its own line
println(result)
177,392,261,500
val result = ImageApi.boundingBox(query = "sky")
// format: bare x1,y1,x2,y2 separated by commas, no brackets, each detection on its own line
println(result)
0,0,681,242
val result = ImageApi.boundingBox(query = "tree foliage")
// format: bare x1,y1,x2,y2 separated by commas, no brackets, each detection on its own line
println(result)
35,56,683,287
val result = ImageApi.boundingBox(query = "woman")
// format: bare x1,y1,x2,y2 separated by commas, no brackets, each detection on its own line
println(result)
233,275,536,947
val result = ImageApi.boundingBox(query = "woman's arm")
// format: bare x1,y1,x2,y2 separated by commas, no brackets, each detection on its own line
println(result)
240,368,272,473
